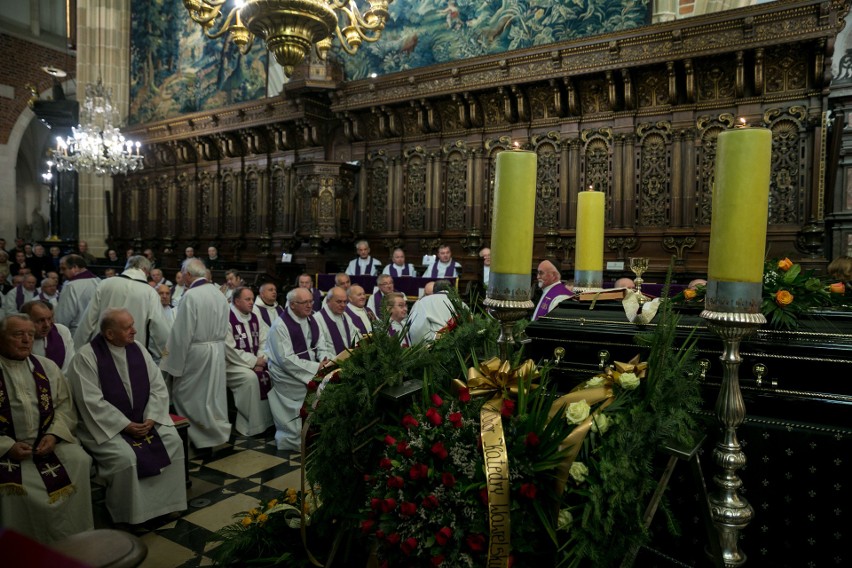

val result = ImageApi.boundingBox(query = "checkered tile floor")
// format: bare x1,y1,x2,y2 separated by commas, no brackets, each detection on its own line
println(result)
92,429,302,568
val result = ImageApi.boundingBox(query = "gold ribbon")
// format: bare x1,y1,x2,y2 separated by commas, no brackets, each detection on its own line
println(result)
453,357,538,568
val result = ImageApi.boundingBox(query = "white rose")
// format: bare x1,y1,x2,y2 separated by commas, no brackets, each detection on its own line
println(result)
557,509,573,531
569,461,589,484
585,375,605,388
618,372,640,390
565,400,590,425
591,413,610,434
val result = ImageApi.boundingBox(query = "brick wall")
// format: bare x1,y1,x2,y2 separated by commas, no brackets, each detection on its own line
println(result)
0,34,76,145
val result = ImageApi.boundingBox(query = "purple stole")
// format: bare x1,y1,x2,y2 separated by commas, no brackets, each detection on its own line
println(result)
319,308,352,354
43,325,67,369
229,310,271,399
533,282,573,320
69,269,97,281
39,291,58,304
257,303,285,328
281,309,321,361
388,324,410,348
312,288,323,313
345,306,373,335
428,261,456,278
91,335,171,478
0,356,75,502
15,285,28,310
354,257,377,276
188,277,208,290
390,264,411,277
371,291,384,316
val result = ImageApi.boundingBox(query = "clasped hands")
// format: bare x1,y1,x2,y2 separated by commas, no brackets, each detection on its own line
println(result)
123,419,156,439
7,434,59,460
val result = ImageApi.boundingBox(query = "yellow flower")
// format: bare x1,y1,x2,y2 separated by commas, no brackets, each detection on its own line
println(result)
286,488,298,504
257,513,269,525
266,498,278,509
241,516,252,527
777,258,793,271
248,508,259,517
775,290,794,306
683,288,697,300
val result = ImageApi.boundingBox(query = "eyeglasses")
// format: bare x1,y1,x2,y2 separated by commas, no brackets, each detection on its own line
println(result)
292,300,313,305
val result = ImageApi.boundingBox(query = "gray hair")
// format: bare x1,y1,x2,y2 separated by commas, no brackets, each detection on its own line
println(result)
126,255,152,272
99,307,130,334
20,300,54,315
182,258,207,277
347,284,364,298
286,287,311,304
0,313,31,335
355,239,370,249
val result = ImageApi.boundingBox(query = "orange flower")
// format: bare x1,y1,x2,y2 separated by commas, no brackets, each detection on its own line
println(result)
830,282,845,294
777,258,793,271
775,290,794,306
683,289,697,300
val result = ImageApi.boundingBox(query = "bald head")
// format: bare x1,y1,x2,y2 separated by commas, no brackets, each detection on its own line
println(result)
326,286,348,316
537,260,561,288
348,284,367,308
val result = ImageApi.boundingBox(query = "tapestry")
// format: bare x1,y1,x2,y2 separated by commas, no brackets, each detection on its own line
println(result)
128,0,268,125
339,0,652,80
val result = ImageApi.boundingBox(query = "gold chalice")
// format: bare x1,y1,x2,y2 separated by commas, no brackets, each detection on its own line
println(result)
629,257,649,305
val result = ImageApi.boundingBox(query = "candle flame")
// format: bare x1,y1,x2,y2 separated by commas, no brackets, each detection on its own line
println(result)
736,117,747,128
588,184,595,191
512,141,520,149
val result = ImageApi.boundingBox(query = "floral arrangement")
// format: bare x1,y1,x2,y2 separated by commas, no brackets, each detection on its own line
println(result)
671,283,706,306
207,489,320,567
762,257,834,329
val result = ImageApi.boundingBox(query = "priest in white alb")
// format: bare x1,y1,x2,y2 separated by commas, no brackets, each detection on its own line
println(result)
225,287,274,436
3,274,37,316
0,314,93,544
253,282,284,329
407,280,457,344
22,300,75,373
54,255,100,336
345,284,374,335
265,287,333,452
424,245,462,279
531,260,573,320
316,286,359,356
345,240,382,276
67,308,186,525
382,248,418,278
160,259,232,449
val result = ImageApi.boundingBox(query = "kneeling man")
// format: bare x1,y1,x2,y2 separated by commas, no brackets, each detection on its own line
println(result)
68,308,186,525
0,314,93,544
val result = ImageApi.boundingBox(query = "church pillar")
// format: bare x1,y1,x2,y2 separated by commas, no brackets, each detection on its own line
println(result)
612,135,625,228
671,128,684,227
76,0,131,256
622,134,636,228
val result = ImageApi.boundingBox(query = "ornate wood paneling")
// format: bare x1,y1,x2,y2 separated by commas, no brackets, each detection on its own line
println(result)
636,122,672,228
582,129,613,226
443,142,468,231
766,106,809,225
367,152,389,232
403,147,427,232
532,133,561,228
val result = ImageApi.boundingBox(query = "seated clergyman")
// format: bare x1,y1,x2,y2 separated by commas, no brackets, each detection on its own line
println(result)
67,308,187,526
0,313,94,544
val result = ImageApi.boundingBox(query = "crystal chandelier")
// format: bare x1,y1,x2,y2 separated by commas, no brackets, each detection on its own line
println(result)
52,78,144,176
182,0,393,77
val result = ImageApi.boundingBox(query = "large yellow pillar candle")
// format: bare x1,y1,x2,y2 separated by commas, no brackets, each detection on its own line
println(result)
575,188,605,272
491,150,537,275
708,127,772,283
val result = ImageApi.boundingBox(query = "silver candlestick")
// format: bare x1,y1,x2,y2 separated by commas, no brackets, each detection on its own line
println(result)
485,273,534,360
700,280,764,567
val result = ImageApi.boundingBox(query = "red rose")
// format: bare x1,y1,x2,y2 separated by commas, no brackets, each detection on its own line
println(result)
445,317,457,331
422,494,439,509
370,497,382,511
431,441,448,460
379,457,393,470
409,463,429,480
360,519,374,534
520,482,537,499
329,372,341,384
435,526,453,546
400,501,417,516
478,487,489,506
384,435,397,446
431,555,445,567
396,441,413,457
466,533,486,552
524,431,540,447
299,406,308,419
426,407,443,426
431,393,444,407
458,387,471,403
387,475,405,489
386,532,401,546
441,472,456,488
401,537,418,556
375,530,385,540
448,412,463,428
501,399,516,418
306,380,319,392
401,414,420,429
380,498,397,513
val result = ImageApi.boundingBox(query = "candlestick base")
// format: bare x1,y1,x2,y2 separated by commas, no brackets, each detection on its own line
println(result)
485,273,534,359
699,306,765,567
705,281,762,315
574,270,603,289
